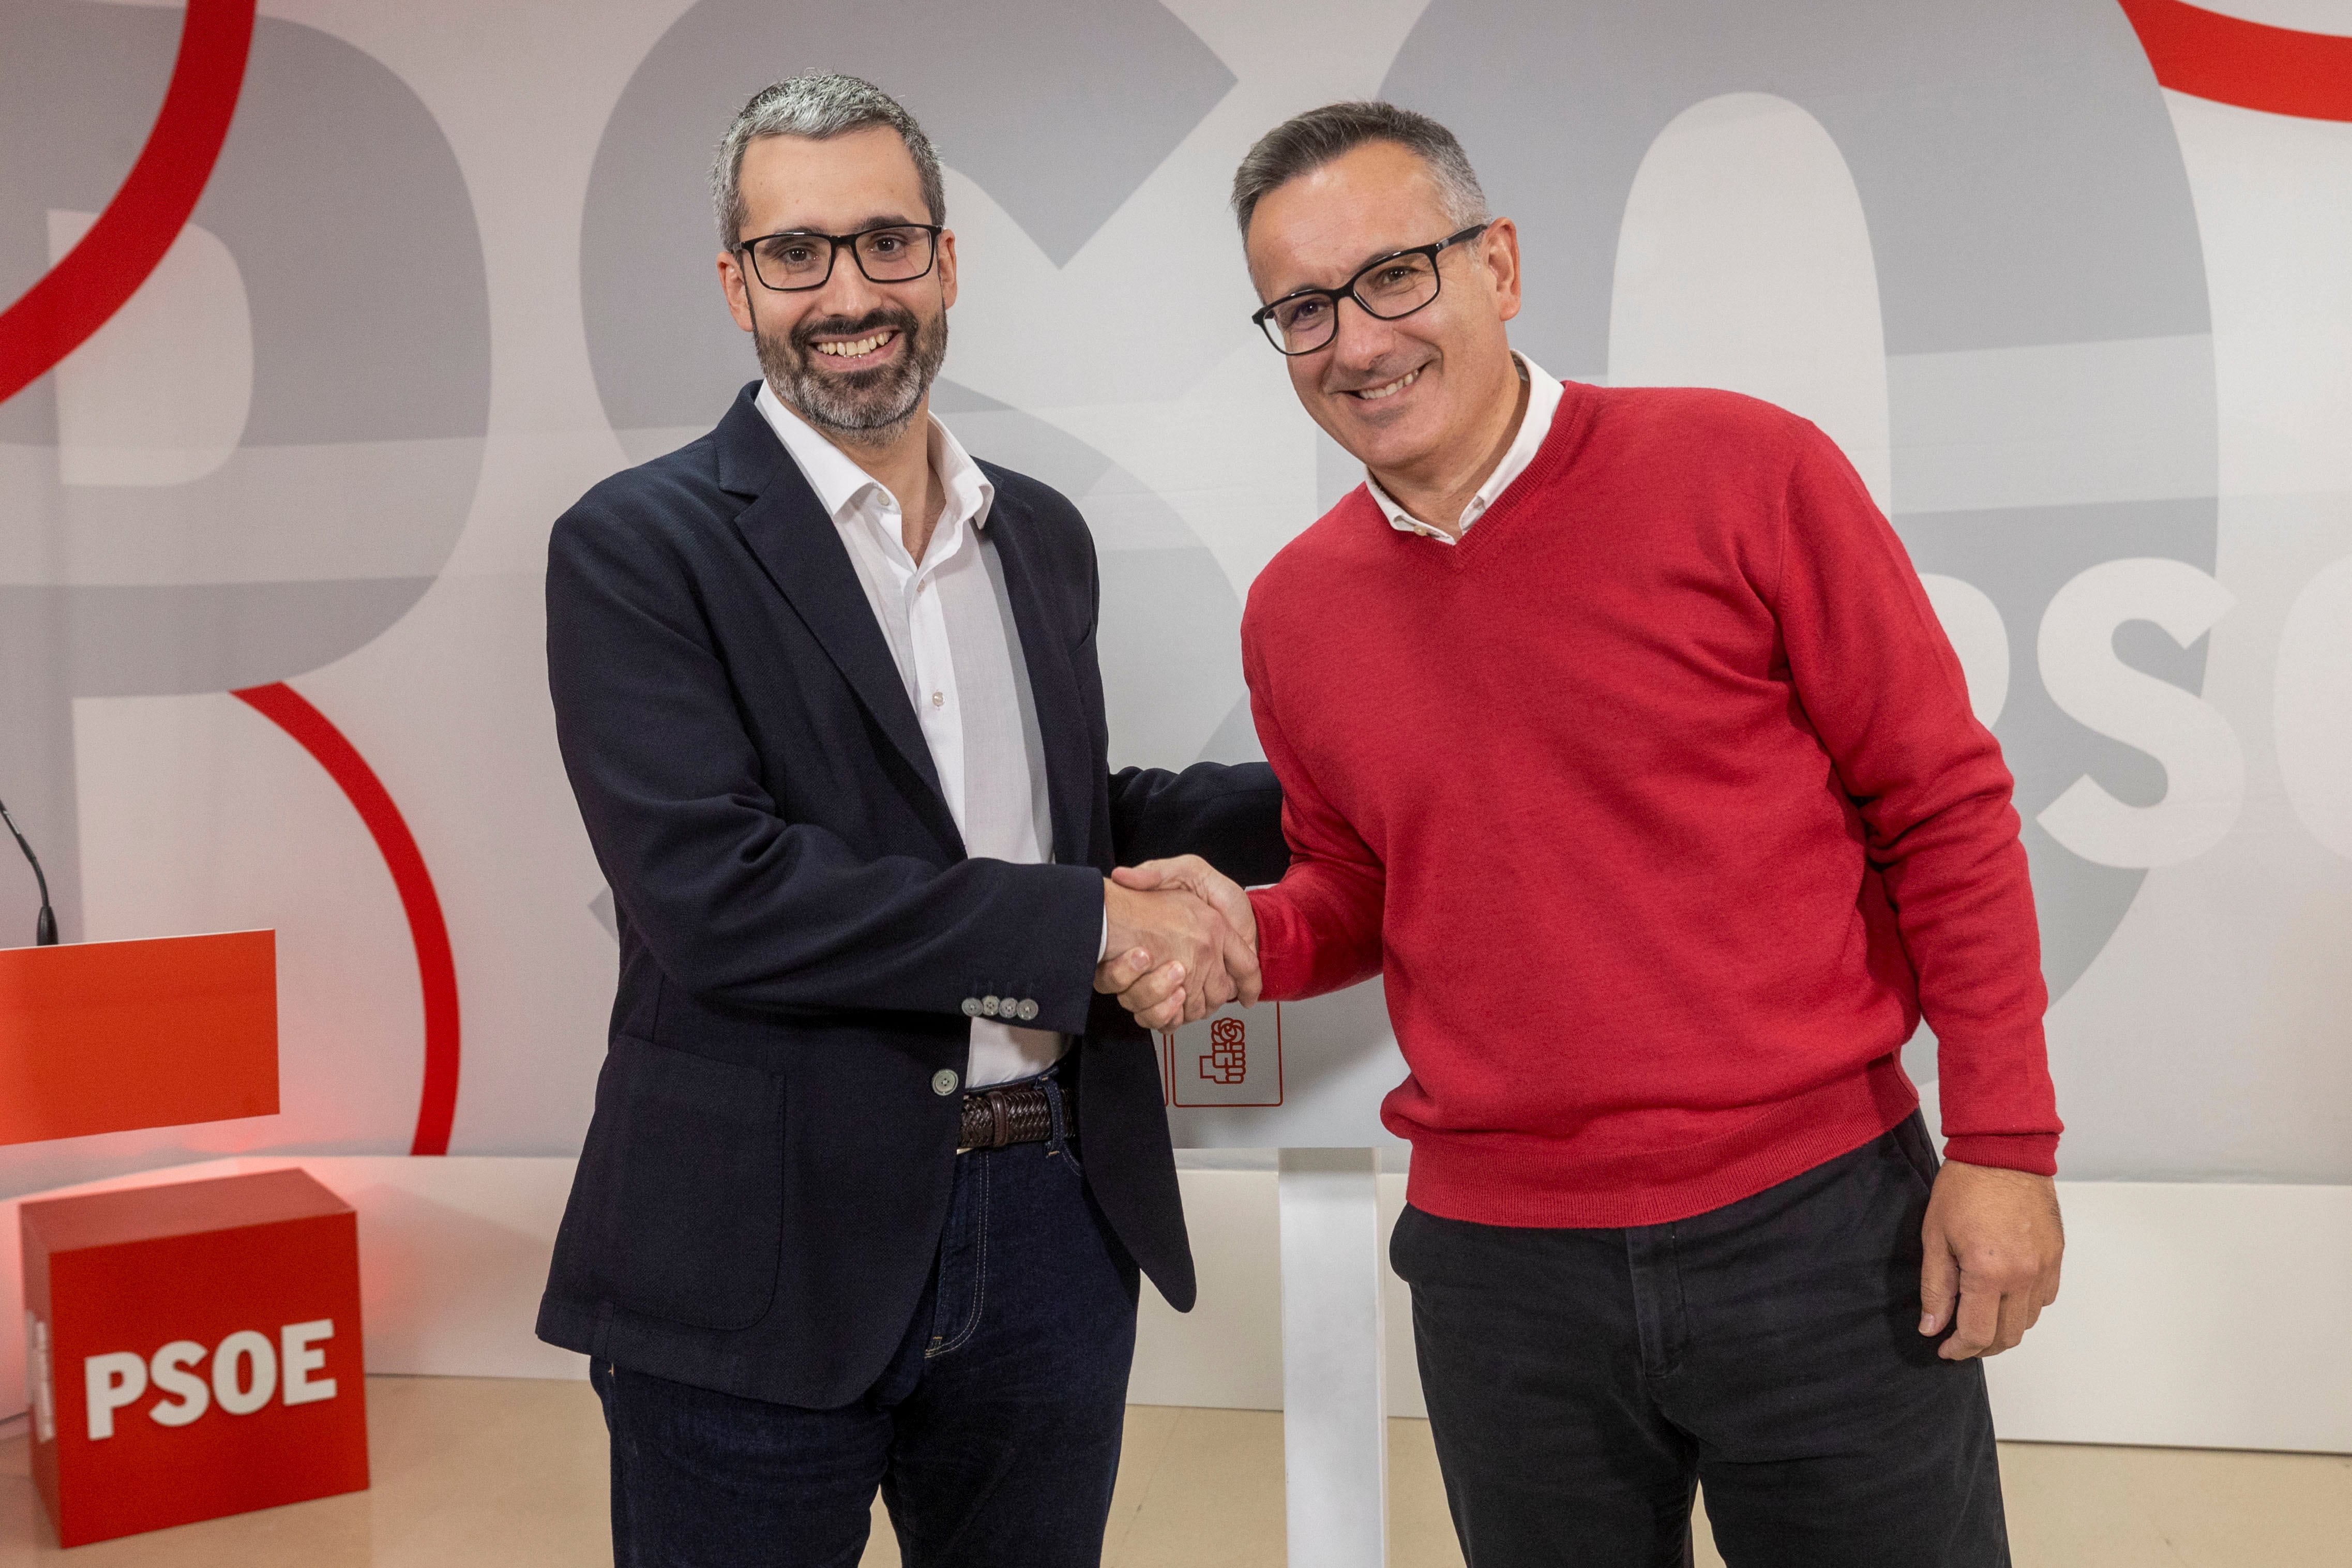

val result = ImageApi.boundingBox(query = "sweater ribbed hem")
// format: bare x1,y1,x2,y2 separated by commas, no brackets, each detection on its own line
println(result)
1396,1057,1920,1229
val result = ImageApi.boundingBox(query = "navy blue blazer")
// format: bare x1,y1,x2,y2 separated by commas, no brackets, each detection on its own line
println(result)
536,385,1286,1407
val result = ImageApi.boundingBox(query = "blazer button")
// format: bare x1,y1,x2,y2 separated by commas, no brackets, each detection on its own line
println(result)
960,998,982,1018
1016,999,1040,1022
981,996,1001,1017
931,1069,960,1096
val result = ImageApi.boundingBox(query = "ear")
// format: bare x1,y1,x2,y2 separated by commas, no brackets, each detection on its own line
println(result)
935,228,958,312
718,250,757,334
1478,218,1522,324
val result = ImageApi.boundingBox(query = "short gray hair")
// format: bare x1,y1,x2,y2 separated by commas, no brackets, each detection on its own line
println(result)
1231,101,1487,241
711,73,945,247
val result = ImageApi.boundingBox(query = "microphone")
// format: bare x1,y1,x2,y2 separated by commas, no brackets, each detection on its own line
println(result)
0,794,59,947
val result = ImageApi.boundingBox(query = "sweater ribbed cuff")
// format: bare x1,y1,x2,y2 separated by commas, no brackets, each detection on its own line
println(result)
1243,887,1305,1004
1941,1132,2059,1178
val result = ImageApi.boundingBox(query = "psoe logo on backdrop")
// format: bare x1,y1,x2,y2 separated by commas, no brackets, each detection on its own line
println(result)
0,1,489,948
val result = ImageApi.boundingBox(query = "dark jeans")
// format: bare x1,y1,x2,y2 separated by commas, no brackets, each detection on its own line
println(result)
593,1079,1140,1567
1392,1113,2009,1567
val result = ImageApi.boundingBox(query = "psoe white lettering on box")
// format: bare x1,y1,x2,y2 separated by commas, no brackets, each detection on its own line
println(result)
80,1320,338,1440
83,1353,146,1441
280,1319,336,1406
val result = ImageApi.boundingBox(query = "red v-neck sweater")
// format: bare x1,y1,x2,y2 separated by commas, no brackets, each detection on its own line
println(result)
1243,381,2060,1228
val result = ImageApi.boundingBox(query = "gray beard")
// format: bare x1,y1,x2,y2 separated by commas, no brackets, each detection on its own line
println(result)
756,306,948,445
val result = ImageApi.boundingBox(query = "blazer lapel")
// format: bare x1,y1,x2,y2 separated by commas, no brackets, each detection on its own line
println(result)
713,388,962,853
984,488,1094,869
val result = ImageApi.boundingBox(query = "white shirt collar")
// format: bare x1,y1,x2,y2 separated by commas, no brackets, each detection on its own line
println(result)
753,379,994,542
1366,353,1564,541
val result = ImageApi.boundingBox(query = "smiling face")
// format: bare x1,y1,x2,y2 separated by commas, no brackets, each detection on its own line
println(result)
718,125,955,443
1244,140,1521,481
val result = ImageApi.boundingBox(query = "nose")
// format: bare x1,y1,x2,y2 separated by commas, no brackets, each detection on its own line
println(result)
813,246,890,322
1325,295,1404,376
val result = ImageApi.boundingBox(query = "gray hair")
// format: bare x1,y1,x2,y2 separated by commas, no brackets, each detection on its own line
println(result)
711,73,945,247
1231,100,1487,241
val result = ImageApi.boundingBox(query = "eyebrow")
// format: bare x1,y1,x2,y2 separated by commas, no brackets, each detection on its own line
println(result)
756,213,925,237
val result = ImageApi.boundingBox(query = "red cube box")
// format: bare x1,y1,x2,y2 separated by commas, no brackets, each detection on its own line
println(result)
20,1168,370,1546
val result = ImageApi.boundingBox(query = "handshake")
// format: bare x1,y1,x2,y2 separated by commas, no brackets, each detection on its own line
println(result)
1094,856,1261,1031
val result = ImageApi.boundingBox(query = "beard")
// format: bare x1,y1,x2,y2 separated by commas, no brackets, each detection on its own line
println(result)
756,300,948,445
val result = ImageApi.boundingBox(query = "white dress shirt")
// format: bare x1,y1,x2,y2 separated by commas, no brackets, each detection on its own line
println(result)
1366,354,1565,541
755,382,1066,1088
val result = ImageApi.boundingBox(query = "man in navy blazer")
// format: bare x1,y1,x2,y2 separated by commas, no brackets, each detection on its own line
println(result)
537,74,1285,1566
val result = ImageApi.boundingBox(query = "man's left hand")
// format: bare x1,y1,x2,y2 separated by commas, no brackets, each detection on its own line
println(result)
1919,1159,2064,1360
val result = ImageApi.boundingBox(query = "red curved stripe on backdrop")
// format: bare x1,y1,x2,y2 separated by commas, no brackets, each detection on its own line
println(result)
2118,0,2352,120
234,683,462,1157
0,0,257,406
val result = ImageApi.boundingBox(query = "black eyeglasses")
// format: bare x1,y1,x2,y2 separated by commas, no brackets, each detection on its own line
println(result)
1250,223,1491,356
735,223,943,292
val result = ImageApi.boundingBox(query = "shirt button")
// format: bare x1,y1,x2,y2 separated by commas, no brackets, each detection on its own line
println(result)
960,998,982,1018
931,1069,960,1096
981,996,1001,1017
931,691,944,707
1016,999,1039,1022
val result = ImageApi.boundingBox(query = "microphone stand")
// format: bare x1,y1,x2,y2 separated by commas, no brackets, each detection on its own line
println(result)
0,795,59,946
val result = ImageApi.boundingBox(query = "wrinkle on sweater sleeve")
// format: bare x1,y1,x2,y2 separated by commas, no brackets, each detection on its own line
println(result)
1240,628,1385,1003
1771,425,2062,1174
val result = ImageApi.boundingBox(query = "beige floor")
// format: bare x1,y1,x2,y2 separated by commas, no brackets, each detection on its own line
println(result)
1,1377,2344,1564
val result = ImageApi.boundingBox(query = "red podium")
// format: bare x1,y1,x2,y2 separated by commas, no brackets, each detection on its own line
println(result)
0,931,278,1144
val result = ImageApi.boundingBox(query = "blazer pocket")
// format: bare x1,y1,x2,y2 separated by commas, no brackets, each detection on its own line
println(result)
568,1034,785,1331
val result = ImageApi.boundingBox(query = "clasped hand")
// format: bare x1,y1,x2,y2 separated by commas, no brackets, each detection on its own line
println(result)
1095,856,1260,1029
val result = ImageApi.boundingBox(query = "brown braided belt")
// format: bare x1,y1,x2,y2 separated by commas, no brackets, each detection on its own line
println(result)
958,1080,1068,1152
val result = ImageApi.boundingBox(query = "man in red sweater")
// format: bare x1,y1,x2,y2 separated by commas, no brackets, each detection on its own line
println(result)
1099,102,2063,1565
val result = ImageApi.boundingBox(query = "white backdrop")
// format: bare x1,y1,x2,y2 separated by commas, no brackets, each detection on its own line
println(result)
3,0,2349,1195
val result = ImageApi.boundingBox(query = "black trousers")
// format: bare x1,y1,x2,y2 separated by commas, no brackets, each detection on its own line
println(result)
1390,1114,2009,1567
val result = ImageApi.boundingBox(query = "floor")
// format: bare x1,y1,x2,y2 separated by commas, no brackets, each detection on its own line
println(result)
1,1377,2345,1564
